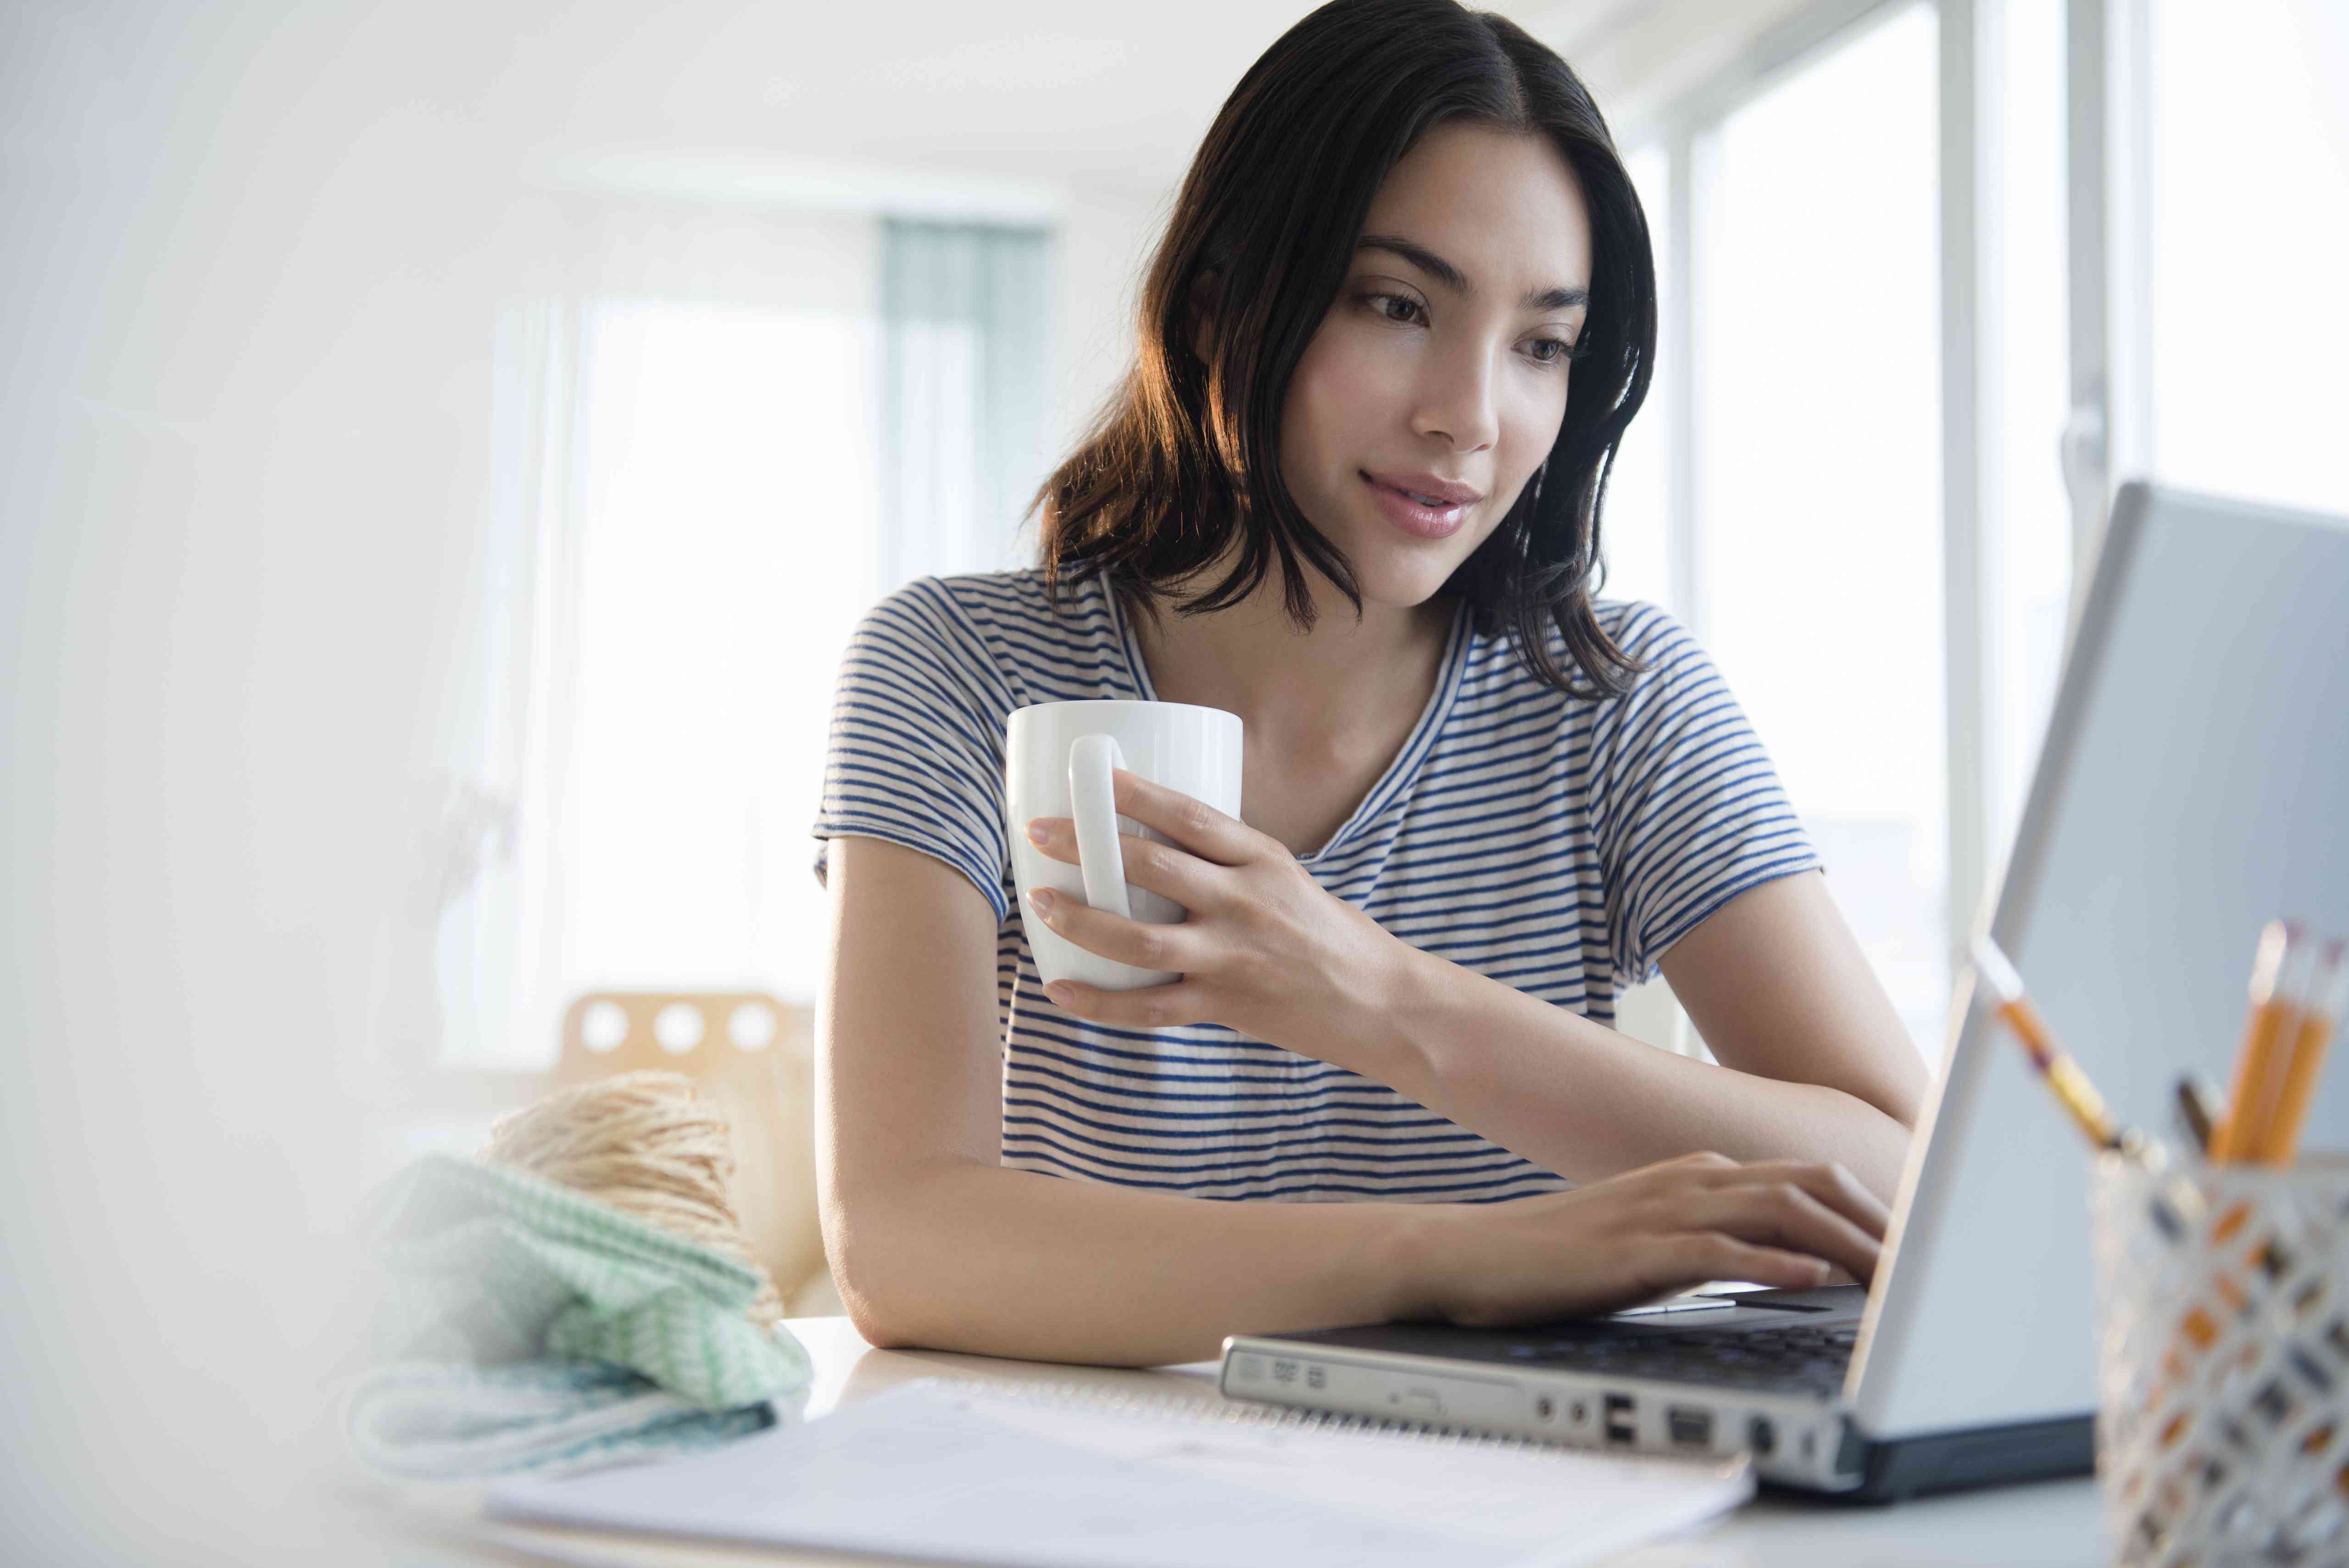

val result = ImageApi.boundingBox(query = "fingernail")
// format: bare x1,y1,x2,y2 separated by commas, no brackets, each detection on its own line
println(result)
1025,820,1048,845
1042,981,1072,1006
1028,888,1055,914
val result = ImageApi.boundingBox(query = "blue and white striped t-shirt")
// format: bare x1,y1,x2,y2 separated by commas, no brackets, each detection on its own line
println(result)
813,567,1819,1204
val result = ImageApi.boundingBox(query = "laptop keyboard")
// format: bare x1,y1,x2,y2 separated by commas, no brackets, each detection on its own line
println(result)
1504,1320,1860,1398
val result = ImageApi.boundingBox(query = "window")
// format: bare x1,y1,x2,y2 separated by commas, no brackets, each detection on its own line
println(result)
2144,0,2349,517
1600,143,1674,612
1604,0,2343,1065
563,302,880,1008
429,206,1057,1068
1640,4,1952,1057
1981,0,2072,854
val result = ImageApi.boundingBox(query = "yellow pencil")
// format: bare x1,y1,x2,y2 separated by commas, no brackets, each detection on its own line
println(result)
2210,922,2310,1163
2252,939,2347,1166
1970,934,2201,1239
1969,934,2121,1150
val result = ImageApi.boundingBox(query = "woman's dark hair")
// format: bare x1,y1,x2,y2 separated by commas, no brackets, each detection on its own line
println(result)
1030,0,1657,699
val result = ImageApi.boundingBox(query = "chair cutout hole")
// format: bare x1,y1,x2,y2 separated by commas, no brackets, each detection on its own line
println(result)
580,1001,629,1053
728,1001,777,1051
654,1002,705,1054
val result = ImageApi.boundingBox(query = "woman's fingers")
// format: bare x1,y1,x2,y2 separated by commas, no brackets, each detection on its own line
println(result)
1107,768,1266,866
1590,1152,1885,1285
1667,1186,1882,1285
1652,1233,1837,1294
1698,1158,1891,1241
1443,1159,1888,1329
1023,822,1222,910
1026,886,1201,974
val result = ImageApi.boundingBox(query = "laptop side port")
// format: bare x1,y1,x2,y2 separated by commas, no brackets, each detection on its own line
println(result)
1748,1415,1776,1456
1666,1407,1712,1448
1603,1394,1636,1445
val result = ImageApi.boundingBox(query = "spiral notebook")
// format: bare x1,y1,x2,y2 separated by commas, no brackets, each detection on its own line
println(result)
486,1377,1753,1568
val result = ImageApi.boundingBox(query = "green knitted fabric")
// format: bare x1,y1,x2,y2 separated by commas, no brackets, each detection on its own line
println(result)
367,1153,810,1411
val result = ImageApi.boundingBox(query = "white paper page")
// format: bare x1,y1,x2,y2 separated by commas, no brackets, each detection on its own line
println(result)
972,1388,1750,1549
489,1380,1750,1568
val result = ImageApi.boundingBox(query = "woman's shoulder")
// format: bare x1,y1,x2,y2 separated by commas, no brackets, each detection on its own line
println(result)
842,566,1137,713
1585,596,1699,666
1476,596,1707,707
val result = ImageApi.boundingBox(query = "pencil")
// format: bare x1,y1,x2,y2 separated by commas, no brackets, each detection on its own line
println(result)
2252,939,2347,1166
1970,935,2202,1242
2210,922,2310,1163
1969,934,2121,1150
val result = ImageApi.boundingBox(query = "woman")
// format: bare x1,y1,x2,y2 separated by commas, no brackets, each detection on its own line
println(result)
814,0,1928,1366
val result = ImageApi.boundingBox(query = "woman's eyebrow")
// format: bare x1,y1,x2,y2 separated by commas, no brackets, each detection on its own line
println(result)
1355,234,1588,311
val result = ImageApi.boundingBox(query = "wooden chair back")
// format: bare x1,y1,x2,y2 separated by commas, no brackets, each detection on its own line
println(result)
554,990,828,1312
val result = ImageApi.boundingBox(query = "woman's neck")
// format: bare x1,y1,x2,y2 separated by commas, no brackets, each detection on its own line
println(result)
1125,554,1454,749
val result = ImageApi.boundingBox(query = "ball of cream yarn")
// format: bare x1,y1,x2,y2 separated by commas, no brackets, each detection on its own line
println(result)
483,1069,785,1324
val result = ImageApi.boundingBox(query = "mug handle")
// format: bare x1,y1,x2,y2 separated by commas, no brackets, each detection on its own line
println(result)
1067,733,1133,920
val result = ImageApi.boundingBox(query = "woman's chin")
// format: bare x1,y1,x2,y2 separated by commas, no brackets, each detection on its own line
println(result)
1340,544,1473,613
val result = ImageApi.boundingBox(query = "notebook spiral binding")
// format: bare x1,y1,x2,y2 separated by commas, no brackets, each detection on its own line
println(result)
930,1377,1583,1457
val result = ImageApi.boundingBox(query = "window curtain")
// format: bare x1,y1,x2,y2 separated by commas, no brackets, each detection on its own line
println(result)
878,219,1054,585
379,292,590,1070
398,202,1058,1070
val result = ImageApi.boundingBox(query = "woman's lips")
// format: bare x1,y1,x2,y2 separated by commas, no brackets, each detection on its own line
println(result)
1363,471,1471,539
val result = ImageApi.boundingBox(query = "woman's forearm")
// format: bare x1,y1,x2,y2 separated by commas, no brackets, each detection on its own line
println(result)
829,1156,1448,1366
830,1138,1898,1367
1348,946,1915,1205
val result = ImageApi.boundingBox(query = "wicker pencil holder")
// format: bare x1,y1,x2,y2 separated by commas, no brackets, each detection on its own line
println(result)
2092,1154,2349,1567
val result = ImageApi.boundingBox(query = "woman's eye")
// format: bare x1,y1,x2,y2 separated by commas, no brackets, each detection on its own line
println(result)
1361,292,1579,363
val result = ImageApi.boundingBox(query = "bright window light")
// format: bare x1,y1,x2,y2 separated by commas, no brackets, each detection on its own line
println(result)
2147,0,2349,516
1984,0,2073,862
1693,3,1948,1057
1602,141,1674,613
566,301,878,1005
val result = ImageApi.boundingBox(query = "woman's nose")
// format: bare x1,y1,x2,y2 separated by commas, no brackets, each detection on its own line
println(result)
1409,343,1500,452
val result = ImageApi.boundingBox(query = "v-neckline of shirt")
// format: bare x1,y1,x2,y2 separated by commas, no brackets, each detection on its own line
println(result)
1101,574,1474,868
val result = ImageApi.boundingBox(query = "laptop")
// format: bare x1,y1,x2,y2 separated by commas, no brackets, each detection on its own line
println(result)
1220,482,2349,1500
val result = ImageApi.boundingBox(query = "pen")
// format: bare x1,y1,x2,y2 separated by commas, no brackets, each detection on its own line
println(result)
2173,1075,2221,1158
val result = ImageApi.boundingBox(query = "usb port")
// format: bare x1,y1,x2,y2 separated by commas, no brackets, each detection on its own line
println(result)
1603,1394,1637,1446
1666,1407,1713,1448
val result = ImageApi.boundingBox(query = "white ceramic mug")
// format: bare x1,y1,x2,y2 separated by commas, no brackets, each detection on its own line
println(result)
1005,700,1243,991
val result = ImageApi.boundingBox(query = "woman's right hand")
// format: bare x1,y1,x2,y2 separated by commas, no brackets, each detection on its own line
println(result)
1419,1151,1891,1328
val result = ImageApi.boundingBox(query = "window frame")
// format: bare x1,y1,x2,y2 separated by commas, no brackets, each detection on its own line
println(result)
1604,0,2140,997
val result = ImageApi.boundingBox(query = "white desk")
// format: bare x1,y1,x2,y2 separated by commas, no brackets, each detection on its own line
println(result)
389,1317,2108,1568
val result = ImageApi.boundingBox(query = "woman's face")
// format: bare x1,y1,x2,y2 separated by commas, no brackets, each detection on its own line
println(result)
1279,122,1593,612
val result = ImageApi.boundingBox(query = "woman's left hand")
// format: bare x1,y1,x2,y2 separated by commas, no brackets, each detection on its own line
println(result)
1022,767,1412,1063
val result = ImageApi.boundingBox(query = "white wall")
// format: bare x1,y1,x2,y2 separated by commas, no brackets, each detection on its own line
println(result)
1,0,1186,1547
0,6,940,1560
3,6,529,1559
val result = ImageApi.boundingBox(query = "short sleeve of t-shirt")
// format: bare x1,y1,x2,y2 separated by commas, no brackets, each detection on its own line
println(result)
811,577,1015,922
1590,603,1820,985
